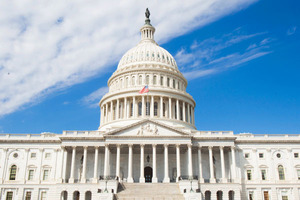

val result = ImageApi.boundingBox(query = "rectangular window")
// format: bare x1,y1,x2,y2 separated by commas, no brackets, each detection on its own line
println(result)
28,170,34,180
40,191,47,200
6,192,13,200
294,153,299,158
297,169,300,180
30,153,36,158
247,170,252,180
43,170,49,180
263,191,269,200
259,153,264,158
261,169,267,180
25,191,32,200
282,196,288,200
45,153,51,159
245,153,249,158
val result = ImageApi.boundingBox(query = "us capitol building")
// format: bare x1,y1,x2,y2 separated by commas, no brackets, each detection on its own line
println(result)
1,9,300,200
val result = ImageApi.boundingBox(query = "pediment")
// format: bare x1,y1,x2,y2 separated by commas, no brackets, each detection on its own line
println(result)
104,119,190,138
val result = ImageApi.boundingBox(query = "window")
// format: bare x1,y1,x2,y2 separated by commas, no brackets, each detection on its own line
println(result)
249,192,254,200
138,102,142,116
25,191,32,200
139,75,142,85
13,153,18,158
277,153,281,158
6,192,13,200
278,165,285,180
146,75,149,85
261,169,267,180
245,153,250,158
43,169,49,180
282,196,288,200
167,78,170,87
163,103,166,117
154,102,158,116
247,170,252,180
153,76,157,85
40,191,47,200
9,165,17,180
263,191,269,200
131,76,135,85
160,76,164,86
130,103,133,117
297,169,300,180
28,169,34,180
173,79,175,88
31,153,36,158
259,153,264,158
146,102,150,116
45,153,51,159
294,153,299,158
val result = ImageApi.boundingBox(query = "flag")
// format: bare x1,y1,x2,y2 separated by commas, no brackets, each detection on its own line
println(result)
139,85,149,94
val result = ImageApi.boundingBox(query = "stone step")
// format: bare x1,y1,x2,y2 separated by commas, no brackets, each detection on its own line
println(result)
116,183,185,200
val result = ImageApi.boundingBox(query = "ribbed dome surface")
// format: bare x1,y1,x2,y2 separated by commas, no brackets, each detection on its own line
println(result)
117,40,178,70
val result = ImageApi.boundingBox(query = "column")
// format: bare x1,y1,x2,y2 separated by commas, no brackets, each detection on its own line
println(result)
105,103,108,123
124,97,127,119
176,145,181,182
127,144,133,183
139,144,145,183
116,145,121,181
110,101,114,121
133,96,136,118
208,146,216,183
220,146,227,183
62,147,68,183
100,107,104,125
69,146,76,183
198,146,204,183
187,104,191,123
126,98,130,118
192,107,195,125
81,146,87,183
188,144,193,177
168,98,172,119
142,96,145,117
183,102,186,122
150,96,154,117
231,146,237,181
23,149,30,183
152,144,158,183
1,149,8,182
116,99,119,120
93,147,99,183
104,145,109,178
176,99,180,120
163,144,170,183
160,96,163,117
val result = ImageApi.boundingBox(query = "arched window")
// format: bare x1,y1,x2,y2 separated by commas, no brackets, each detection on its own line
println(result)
132,76,135,86
217,191,223,200
205,191,211,200
160,76,164,86
173,79,175,88
163,103,166,117
125,77,129,88
154,102,158,116
146,75,149,85
167,78,170,87
9,165,17,180
153,75,157,85
278,165,285,180
229,191,234,200
138,102,142,116
139,75,143,85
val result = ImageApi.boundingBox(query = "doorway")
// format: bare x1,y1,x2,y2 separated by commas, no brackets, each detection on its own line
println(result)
144,167,153,183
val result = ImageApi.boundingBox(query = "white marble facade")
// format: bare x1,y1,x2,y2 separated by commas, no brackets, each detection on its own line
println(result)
1,11,300,200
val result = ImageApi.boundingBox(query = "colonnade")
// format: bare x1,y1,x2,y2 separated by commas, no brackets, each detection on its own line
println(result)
60,145,237,184
100,95,195,126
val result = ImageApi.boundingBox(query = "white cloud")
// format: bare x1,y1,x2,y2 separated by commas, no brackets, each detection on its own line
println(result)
81,87,109,107
0,0,257,116
179,30,272,80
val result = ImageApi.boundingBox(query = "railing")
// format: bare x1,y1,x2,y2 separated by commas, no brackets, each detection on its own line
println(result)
99,175,117,180
195,131,234,136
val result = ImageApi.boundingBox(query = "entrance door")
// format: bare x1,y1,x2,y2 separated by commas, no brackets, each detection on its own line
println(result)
144,167,153,183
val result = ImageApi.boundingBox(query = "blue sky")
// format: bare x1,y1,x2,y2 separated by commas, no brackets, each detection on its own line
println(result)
0,0,299,134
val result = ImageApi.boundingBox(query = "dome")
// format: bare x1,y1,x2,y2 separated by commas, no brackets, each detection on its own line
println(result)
117,40,178,70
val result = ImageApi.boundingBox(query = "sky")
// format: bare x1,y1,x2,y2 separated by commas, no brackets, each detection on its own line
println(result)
0,0,299,135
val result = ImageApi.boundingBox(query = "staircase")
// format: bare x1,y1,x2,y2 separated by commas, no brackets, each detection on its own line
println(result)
115,183,185,200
